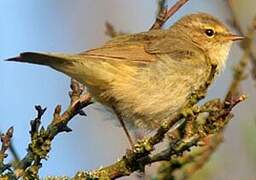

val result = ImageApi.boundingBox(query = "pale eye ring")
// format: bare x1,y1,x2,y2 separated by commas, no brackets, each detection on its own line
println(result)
205,29,215,37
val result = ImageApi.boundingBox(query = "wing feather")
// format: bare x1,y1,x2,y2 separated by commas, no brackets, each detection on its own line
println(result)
83,44,156,64
80,29,170,64
80,29,208,67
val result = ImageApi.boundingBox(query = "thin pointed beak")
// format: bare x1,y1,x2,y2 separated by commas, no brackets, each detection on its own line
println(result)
225,34,245,41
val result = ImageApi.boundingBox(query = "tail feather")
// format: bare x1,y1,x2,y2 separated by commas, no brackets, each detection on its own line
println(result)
6,52,72,67
6,51,119,91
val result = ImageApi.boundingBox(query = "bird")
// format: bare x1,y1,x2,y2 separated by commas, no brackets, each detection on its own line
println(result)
6,13,243,132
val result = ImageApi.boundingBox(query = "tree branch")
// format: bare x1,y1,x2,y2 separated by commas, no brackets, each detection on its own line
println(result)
150,0,190,30
154,134,223,180
105,22,125,38
13,80,92,179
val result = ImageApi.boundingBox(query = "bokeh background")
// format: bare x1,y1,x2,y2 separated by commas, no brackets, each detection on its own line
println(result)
1,0,256,179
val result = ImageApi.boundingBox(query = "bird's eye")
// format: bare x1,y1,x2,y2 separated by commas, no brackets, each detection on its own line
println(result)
205,29,215,37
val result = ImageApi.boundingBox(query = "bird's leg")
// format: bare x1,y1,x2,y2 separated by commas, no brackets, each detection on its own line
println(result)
112,106,134,148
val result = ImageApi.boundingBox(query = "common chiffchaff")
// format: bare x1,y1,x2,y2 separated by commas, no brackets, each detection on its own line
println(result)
7,13,243,129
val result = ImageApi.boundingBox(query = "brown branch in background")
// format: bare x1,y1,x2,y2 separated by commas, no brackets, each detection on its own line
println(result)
105,0,190,35
227,0,243,34
226,29,254,100
226,0,256,96
105,22,125,38
105,22,118,37
150,0,190,30
227,0,256,82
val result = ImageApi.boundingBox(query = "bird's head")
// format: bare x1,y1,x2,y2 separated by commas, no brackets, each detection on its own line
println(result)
172,13,244,70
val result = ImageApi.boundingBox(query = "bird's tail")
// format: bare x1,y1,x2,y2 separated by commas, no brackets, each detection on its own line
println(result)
5,52,74,67
6,51,122,91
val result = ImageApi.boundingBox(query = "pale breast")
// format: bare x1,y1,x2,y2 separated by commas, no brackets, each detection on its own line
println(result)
103,55,210,129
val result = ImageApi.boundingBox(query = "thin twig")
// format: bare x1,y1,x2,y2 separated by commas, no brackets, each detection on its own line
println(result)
105,22,124,38
150,0,190,30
